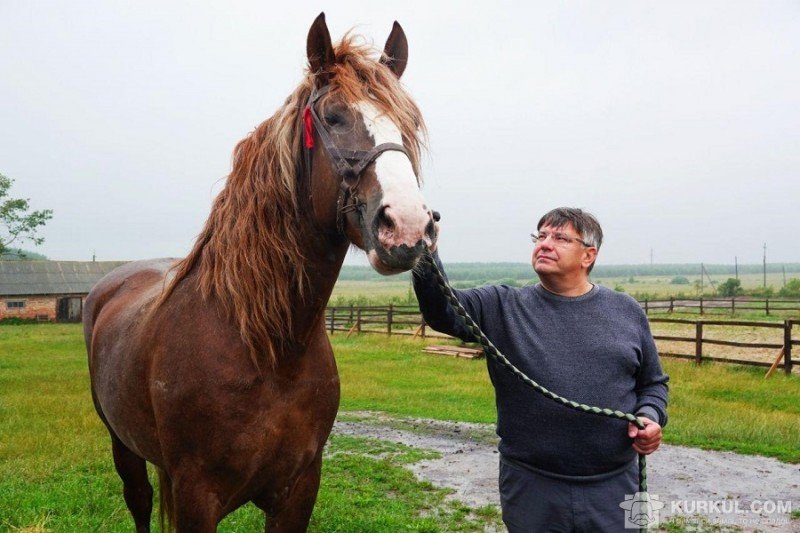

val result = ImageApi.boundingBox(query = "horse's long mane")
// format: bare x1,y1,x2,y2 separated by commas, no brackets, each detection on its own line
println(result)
159,35,426,369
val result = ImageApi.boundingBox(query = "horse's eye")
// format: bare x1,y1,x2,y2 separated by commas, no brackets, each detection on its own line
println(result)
324,112,343,127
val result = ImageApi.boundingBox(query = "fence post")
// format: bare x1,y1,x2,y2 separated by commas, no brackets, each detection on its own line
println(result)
644,299,649,315
695,321,703,365
356,308,362,334
387,304,393,336
785,320,793,375
731,297,735,315
349,304,354,323
421,318,427,339
765,298,770,316
330,307,336,334
699,297,704,315
669,297,674,314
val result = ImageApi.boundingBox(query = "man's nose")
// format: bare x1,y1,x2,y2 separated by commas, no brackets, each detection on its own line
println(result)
538,238,555,251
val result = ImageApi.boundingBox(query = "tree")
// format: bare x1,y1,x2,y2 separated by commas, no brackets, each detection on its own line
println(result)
717,278,743,297
0,248,48,260
0,173,54,258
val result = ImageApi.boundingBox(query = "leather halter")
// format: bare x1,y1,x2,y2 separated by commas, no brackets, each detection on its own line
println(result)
303,85,411,234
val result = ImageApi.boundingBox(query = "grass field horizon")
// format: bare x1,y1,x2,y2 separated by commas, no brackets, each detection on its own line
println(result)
331,272,800,306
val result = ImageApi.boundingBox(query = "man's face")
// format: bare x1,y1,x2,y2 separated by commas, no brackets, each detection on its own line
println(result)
531,222,596,279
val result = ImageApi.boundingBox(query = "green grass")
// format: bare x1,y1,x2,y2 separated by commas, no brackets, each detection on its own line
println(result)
334,335,495,422
658,362,799,462
658,514,743,532
2,323,799,530
331,279,418,306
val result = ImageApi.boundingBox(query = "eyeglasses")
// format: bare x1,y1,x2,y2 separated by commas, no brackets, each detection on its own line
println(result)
530,232,592,248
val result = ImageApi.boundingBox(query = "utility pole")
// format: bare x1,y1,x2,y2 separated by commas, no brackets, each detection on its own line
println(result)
700,263,704,294
734,256,738,280
702,263,715,293
763,243,767,289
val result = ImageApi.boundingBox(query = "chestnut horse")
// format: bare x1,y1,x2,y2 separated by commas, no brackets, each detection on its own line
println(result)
84,14,436,532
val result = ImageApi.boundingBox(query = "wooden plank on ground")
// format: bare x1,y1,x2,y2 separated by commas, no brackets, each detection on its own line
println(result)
423,345,484,359
765,348,785,379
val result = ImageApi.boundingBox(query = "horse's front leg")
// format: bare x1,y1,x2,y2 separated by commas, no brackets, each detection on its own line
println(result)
262,453,323,532
167,469,224,533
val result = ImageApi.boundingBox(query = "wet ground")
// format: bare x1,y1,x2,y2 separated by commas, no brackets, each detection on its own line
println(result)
333,412,800,532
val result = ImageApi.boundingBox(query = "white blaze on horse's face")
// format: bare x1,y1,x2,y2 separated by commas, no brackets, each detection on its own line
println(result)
354,101,432,260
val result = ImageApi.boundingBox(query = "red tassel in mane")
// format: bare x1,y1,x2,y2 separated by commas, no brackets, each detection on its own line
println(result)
303,107,314,149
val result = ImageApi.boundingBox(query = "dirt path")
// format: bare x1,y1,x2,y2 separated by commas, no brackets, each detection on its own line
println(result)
333,412,800,532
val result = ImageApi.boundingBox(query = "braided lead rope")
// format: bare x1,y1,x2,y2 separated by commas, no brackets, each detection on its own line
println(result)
421,253,650,529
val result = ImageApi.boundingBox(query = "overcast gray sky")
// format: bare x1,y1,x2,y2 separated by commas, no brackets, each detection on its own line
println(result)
1,1,798,266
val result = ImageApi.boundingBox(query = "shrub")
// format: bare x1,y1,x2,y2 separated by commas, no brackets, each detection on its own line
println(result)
0,317,41,325
671,276,690,285
717,278,743,297
779,278,800,297
750,286,775,298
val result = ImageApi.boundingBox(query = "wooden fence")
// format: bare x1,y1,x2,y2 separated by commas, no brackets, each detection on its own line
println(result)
650,318,796,375
325,305,797,374
325,304,450,339
640,297,800,316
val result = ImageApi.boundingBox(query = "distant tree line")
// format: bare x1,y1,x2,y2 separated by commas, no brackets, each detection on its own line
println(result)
338,262,800,283
1,249,48,260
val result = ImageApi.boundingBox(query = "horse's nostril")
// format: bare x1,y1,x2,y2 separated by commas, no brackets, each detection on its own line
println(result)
377,205,395,230
432,210,441,222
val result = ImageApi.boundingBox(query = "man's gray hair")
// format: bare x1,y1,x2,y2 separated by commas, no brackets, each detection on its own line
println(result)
537,207,603,272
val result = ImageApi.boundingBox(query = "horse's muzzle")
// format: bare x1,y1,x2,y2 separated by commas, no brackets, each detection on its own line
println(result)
372,241,428,273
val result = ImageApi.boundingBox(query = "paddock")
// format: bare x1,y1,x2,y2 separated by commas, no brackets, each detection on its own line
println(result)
1,324,798,531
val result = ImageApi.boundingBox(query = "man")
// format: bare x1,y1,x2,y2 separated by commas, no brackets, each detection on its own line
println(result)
413,207,668,532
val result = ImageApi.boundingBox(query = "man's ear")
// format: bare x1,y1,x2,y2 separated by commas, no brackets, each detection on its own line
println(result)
582,247,598,270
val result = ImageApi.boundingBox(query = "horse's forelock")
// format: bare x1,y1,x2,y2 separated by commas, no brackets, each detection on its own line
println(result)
329,35,427,179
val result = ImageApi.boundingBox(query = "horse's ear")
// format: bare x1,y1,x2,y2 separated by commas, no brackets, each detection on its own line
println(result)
307,13,335,83
381,21,408,79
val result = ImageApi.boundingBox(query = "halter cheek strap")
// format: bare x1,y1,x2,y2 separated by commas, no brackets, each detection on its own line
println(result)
303,85,411,234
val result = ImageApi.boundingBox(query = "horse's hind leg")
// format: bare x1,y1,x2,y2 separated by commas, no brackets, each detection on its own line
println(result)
111,435,153,533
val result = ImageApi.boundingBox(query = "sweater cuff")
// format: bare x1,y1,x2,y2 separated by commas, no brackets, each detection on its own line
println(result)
635,406,661,426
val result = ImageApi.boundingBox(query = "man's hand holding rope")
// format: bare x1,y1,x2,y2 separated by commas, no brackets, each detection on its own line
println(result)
629,417,662,455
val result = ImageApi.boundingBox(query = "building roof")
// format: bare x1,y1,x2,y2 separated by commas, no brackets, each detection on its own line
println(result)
0,261,128,297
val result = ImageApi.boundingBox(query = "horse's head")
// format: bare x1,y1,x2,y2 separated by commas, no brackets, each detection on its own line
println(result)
304,14,436,274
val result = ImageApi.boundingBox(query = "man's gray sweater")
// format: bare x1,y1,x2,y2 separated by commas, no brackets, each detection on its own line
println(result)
413,254,669,480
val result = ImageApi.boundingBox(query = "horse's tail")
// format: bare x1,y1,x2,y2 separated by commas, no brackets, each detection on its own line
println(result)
157,467,175,532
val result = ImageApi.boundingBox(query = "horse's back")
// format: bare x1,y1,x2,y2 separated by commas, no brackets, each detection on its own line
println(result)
85,258,176,354
85,258,174,325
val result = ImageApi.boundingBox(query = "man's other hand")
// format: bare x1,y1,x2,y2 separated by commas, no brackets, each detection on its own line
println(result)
627,417,662,455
